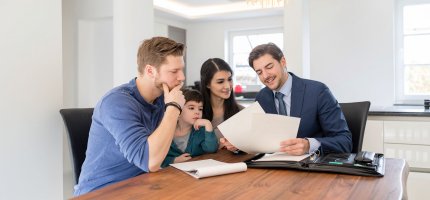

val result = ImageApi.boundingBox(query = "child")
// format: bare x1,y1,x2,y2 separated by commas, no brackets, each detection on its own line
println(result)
161,88,218,168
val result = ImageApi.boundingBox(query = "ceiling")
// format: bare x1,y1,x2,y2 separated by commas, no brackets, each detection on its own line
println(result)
154,0,284,21
169,0,244,7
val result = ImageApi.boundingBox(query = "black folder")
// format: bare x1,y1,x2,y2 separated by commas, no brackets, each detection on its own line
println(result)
245,152,385,177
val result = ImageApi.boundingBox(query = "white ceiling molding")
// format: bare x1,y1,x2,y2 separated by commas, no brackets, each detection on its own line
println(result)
154,0,283,21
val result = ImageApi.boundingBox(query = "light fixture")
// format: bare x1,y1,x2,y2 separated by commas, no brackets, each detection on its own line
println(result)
246,0,285,8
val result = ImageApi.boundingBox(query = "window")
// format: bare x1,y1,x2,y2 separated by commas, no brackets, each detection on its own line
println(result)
228,28,283,92
396,0,430,104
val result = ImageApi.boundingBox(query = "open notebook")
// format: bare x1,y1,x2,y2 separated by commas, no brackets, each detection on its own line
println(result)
170,159,247,179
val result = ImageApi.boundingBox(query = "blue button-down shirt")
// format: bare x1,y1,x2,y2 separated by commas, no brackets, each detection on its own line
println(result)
74,78,164,196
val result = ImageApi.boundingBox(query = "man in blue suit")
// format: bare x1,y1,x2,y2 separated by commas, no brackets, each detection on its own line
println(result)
248,43,352,155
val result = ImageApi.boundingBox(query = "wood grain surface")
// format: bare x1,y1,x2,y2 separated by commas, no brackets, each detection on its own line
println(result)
73,150,408,200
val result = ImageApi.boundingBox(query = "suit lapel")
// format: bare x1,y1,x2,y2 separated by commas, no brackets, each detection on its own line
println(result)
290,73,305,117
259,87,277,114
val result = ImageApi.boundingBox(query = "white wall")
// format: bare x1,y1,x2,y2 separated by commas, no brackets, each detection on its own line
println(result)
0,0,63,200
186,15,283,86
62,1,113,198
62,0,155,198
285,0,395,106
113,0,154,86
63,0,113,108
284,0,310,78
77,18,113,107
155,17,188,37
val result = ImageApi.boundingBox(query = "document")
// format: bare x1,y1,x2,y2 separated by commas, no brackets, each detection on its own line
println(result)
218,102,301,153
170,159,247,179
256,152,310,162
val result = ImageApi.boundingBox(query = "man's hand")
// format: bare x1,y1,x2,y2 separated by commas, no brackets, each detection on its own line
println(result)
174,153,191,163
220,138,238,152
163,82,185,108
280,138,310,156
193,119,213,132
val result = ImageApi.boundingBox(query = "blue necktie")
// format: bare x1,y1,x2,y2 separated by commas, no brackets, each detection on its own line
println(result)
275,92,287,116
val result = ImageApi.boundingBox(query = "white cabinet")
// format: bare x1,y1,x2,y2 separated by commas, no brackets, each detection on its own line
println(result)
385,144,430,170
408,172,430,200
384,121,430,145
364,116,430,199
363,116,430,171
362,120,384,153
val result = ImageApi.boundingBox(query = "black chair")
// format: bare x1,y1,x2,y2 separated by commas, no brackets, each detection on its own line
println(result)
60,108,94,183
339,101,371,153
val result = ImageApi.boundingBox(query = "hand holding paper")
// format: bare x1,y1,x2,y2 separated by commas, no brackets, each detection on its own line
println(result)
218,102,301,154
220,138,238,152
280,138,310,155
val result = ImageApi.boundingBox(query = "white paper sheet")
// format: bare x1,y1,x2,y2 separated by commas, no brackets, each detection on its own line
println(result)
256,152,310,162
217,102,301,154
170,159,247,179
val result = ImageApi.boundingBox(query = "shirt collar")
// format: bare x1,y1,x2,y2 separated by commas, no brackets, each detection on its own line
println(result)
272,72,292,97
130,78,164,110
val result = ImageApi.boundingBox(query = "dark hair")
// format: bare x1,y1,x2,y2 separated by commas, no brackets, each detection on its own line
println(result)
248,42,284,69
137,36,185,74
182,88,203,103
200,58,241,121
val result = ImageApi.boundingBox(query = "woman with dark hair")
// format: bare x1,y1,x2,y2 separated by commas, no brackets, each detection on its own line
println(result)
200,58,243,152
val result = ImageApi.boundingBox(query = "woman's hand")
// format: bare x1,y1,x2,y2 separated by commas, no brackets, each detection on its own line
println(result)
219,138,238,152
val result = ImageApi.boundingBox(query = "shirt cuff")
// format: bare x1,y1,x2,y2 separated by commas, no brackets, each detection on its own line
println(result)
306,138,321,154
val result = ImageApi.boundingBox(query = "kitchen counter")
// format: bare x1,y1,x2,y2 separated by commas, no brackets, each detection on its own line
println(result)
369,105,430,117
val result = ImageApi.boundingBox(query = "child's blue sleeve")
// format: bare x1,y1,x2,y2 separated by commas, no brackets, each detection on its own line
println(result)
201,127,218,153
161,155,176,168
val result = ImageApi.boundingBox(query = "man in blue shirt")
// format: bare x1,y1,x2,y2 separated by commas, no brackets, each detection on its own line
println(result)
74,37,186,195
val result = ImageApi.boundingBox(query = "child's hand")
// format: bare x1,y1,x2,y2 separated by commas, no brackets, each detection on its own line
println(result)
174,153,191,163
193,119,213,132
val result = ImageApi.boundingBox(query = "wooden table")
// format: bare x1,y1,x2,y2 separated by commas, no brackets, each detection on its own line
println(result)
73,150,409,200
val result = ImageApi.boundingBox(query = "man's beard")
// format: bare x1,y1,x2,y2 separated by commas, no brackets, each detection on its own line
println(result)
154,76,177,92
154,77,165,91
154,75,182,92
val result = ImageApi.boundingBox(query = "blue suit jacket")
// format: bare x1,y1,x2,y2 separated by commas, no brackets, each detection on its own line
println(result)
255,73,352,154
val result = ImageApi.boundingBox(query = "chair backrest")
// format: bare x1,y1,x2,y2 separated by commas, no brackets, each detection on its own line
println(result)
339,101,371,153
60,108,94,184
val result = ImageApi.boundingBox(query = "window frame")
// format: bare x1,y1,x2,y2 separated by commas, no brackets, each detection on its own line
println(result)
395,0,430,104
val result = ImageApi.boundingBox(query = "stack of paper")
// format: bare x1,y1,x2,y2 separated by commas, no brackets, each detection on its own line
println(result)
256,152,310,162
218,102,301,153
170,159,247,179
